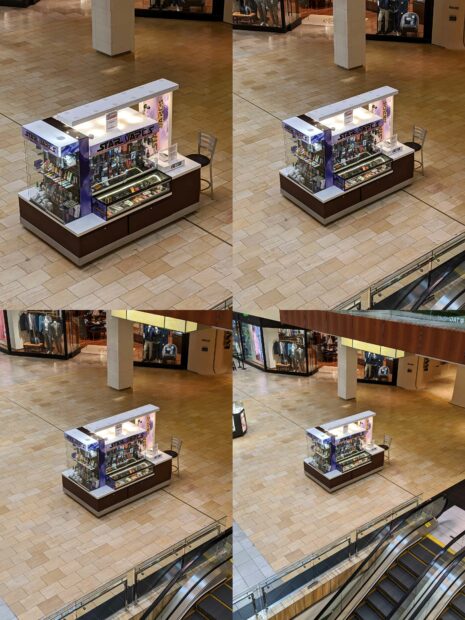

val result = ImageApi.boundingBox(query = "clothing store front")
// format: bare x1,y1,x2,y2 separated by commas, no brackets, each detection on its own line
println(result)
233,0,300,31
133,323,189,369
0,310,81,359
234,313,399,385
135,0,224,21
234,313,317,376
300,0,433,42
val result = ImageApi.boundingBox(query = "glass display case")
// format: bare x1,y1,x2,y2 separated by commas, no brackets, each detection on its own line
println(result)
306,412,375,475
333,153,392,191
64,406,159,493
24,131,81,224
283,118,326,194
92,170,171,220
65,432,102,491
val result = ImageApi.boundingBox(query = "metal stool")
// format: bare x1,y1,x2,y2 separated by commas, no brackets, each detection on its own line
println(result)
404,126,427,175
165,437,182,476
187,132,217,198
379,434,392,462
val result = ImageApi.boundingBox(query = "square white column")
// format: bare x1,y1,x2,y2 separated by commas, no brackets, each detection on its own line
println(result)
337,342,358,400
107,315,134,390
333,0,366,69
92,0,135,57
451,365,465,408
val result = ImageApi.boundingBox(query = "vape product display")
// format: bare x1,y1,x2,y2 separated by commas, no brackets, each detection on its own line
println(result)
233,402,248,438
306,411,377,477
63,405,174,516
92,169,171,220
280,87,415,224
333,153,392,191
282,118,326,194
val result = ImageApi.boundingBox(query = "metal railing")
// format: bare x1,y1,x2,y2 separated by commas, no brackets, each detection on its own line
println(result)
43,517,227,620
232,496,422,618
334,232,465,311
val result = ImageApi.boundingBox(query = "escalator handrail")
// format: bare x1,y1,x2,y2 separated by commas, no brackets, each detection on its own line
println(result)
139,528,231,620
314,495,447,620
389,526,465,619
161,555,230,620
402,536,465,619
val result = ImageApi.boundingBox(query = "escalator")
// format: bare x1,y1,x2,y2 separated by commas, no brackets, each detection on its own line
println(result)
140,529,232,620
185,577,232,619
349,535,443,620
439,589,465,620
400,542,465,620
315,495,448,620
376,252,465,311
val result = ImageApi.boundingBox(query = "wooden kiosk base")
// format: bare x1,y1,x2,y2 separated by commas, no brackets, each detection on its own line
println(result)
62,456,172,517
304,449,385,493
280,150,415,225
19,163,200,266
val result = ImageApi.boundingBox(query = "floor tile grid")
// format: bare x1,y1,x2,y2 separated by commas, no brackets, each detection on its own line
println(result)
0,0,232,309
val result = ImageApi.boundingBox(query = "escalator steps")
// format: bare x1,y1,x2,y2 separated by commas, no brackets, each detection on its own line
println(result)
439,610,464,620
419,537,443,555
451,593,465,616
389,565,417,590
366,590,395,617
187,613,209,620
354,603,384,620
378,577,407,605
397,551,426,577
197,595,232,619
210,584,232,608
409,541,439,564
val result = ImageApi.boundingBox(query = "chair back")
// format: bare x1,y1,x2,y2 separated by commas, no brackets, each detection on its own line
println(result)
412,126,427,147
171,436,183,454
198,132,217,161
383,434,392,448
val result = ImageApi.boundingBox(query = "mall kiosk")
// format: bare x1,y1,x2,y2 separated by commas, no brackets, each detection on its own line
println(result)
62,405,172,516
304,411,385,492
280,86,415,225
18,79,201,265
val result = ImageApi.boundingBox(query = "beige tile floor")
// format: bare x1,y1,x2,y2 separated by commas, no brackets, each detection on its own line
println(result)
233,364,465,575
0,351,232,619
0,0,232,309
233,28,465,318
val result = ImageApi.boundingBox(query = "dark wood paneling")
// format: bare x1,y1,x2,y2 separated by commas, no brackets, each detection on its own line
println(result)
79,217,128,257
304,451,384,492
360,154,414,201
19,197,81,256
280,173,361,221
280,311,465,365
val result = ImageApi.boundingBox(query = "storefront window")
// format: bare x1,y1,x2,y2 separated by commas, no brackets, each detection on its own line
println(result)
0,312,7,350
357,351,397,384
135,0,214,15
300,0,430,41
233,319,243,360
133,323,185,367
240,322,265,367
262,327,307,373
7,311,65,356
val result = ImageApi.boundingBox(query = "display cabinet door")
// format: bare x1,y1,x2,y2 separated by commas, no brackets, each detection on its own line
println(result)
79,217,129,257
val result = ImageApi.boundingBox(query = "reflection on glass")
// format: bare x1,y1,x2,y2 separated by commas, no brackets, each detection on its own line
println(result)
233,0,283,28
263,327,307,373
357,351,395,384
8,311,65,355
135,0,214,14
240,323,265,367
0,312,7,349
300,0,425,39
133,323,183,366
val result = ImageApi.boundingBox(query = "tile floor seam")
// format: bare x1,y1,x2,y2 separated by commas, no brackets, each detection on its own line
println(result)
162,488,224,525
183,217,233,247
